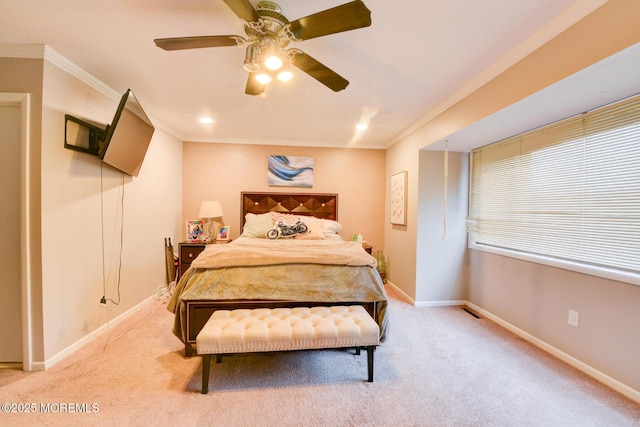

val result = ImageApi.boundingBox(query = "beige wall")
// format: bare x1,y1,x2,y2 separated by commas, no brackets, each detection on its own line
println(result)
386,0,640,395
468,251,640,392
38,60,183,364
0,52,184,367
182,142,385,252
385,136,420,300
415,150,469,303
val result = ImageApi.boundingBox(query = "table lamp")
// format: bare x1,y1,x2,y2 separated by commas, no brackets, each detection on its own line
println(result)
198,200,224,243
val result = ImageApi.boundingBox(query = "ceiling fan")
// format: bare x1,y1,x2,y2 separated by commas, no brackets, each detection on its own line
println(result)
154,0,371,95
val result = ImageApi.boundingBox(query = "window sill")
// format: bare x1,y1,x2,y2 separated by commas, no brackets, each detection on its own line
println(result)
468,242,640,287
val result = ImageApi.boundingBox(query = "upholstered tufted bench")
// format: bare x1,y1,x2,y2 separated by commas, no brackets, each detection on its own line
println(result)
196,305,380,394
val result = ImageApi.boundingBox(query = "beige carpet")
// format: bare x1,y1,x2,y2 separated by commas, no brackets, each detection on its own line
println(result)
1,288,638,426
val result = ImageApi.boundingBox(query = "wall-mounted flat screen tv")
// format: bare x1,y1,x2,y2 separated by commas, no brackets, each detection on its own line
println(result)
64,89,155,177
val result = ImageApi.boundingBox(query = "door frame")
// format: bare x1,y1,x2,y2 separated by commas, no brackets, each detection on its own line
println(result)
0,92,32,371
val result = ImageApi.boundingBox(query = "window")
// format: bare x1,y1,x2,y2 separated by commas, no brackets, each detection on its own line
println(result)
468,95,640,284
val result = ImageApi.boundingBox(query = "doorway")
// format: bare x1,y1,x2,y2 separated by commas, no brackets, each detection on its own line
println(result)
0,104,22,364
0,93,31,370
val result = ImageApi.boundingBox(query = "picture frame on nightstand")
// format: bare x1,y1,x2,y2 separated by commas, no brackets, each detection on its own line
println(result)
186,220,204,242
217,226,230,241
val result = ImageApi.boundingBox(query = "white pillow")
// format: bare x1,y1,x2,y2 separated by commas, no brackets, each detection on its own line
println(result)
242,212,273,238
322,219,342,237
295,217,325,240
272,212,300,226
297,215,342,237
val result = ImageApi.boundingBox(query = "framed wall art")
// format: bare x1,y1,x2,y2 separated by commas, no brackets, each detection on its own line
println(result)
390,171,407,225
268,155,314,187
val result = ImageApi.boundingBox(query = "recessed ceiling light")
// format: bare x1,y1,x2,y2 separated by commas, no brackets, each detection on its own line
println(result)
199,117,214,124
356,123,368,131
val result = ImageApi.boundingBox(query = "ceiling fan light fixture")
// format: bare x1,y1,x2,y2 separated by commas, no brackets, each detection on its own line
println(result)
156,0,373,95
243,44,260,72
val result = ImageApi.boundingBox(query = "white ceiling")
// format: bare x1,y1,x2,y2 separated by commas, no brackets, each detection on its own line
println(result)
1,0,635,151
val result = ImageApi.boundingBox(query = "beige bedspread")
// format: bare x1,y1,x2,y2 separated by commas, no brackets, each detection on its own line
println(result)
167,237,388,342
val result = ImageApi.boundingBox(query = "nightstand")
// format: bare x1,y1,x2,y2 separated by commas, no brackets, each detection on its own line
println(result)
362,243,372,254
178,242,206,280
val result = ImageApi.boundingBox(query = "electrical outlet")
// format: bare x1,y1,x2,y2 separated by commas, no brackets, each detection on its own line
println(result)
568,309,579,327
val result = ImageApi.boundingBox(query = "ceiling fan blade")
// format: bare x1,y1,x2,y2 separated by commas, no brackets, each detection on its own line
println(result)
223,0,260,23
245,73,265,96
290,51,349,92
154,36,240,51
287,0,371,41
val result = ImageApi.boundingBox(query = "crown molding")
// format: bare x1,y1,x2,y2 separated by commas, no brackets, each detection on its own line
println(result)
0,43,120,102
43,46,120,102
2,43,178,140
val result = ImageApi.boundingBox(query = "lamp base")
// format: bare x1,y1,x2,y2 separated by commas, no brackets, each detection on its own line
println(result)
201,218,221,243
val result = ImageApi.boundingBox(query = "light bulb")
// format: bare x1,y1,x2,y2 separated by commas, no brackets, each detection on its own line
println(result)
255,73,271,85
264,55,283,71
277,70,293,82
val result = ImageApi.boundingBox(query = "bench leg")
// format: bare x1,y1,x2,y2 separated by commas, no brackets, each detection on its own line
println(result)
355,347,361,356
201,355,211,394
185,343,194,358
367,346,375,382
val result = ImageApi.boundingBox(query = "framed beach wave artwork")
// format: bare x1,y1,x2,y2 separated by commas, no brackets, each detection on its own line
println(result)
268,155,314,187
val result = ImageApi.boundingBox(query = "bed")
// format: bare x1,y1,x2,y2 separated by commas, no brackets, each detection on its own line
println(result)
167,192,388,357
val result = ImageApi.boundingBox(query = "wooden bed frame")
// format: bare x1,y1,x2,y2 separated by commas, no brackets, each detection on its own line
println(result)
180,191,378,357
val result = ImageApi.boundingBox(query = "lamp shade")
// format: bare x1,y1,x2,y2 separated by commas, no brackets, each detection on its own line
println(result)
198,201,223,218
243,44,260,72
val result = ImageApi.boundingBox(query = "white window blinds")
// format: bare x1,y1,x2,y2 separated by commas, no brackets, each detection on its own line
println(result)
469,95,640,276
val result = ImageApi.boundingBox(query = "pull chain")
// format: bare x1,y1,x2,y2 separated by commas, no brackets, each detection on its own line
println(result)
443,140,448,240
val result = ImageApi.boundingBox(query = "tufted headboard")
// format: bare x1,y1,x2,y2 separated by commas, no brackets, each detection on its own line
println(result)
241,192,338,228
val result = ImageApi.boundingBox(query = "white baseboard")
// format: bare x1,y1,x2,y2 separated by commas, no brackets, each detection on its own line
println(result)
466,302,640,404
385,280,465,307
384,280,413,304
39,296,155,370
415,299,467,307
